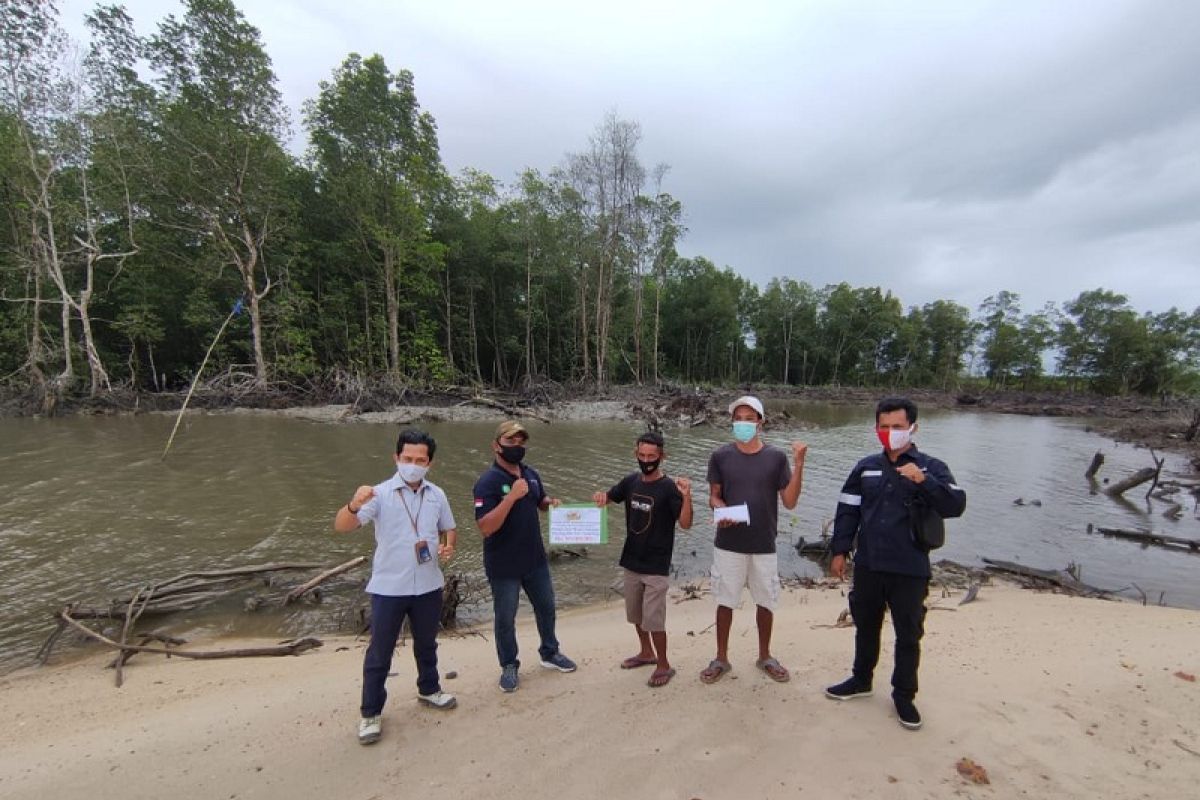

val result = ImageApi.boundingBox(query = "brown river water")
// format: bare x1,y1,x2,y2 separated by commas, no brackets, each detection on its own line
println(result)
1,403,1196,671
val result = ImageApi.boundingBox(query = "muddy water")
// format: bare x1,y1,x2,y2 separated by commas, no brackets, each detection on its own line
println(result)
1,405,1196,671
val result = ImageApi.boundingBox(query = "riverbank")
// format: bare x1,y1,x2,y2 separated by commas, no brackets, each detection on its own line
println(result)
2,583,1197,800
5,382,1196,469
193,385,1200,470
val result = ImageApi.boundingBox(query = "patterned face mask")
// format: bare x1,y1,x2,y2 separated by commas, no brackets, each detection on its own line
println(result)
877,425,914,451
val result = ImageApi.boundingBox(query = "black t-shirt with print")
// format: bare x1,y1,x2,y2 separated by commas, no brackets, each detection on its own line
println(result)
607,472,684,576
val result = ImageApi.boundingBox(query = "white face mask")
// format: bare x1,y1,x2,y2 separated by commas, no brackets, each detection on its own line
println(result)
396,463,428,484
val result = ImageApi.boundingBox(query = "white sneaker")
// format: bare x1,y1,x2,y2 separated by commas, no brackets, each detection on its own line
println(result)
418,690,457,709
358,715,382,745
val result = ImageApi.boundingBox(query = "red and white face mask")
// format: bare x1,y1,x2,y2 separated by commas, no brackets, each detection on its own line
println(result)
877,425,914,451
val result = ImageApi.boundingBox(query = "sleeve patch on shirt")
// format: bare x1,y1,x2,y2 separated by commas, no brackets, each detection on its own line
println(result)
474,497,484,507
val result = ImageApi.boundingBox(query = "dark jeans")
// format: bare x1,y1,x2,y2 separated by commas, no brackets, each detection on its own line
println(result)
489,561,560,668
361,589,442,717
849,566,929,701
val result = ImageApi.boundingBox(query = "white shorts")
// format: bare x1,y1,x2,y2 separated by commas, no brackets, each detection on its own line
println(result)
710,548,780,612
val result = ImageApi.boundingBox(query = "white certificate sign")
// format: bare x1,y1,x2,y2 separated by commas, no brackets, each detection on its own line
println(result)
549,505,609,545
713,503,750,525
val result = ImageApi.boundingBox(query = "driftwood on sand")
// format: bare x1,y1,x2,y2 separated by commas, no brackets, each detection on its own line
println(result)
37,556,484,685
60,562,328,622
981,557,1111,598
37,560,365,681
57,608,322,661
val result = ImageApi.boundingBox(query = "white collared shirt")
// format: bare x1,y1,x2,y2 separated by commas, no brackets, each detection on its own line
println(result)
354,474,456,597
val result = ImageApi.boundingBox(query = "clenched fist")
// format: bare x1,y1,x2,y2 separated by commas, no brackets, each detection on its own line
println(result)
349,485,375,511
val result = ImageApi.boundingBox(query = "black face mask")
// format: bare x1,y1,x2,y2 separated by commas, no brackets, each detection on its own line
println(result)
637,459,661,475
498,443,526,464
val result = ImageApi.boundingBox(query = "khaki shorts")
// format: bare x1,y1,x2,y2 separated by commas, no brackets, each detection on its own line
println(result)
710,548,781,612
624,570,670,632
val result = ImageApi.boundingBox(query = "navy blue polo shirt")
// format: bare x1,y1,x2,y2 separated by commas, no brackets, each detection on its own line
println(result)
473,462,548,580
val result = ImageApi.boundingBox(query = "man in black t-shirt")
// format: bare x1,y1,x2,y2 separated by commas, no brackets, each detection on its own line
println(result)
593,432,693,688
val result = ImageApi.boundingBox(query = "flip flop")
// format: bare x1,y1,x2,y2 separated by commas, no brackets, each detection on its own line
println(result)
756,657,790,683
700,659,732,684
620,656,657,669
647,667,676,688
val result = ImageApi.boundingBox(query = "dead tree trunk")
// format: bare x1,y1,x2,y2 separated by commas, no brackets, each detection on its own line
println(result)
1104,467,1157,497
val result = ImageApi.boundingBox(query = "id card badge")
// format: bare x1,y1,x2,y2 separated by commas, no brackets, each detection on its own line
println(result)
415,540,432,564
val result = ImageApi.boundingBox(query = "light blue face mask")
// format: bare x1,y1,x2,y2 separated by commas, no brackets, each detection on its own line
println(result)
732,421,758,443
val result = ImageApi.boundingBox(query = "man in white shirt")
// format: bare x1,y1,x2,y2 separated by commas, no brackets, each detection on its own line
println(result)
334,428,459,745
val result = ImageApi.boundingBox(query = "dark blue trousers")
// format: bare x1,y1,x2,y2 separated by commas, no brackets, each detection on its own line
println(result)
489,561,560,668
361,589,442,717
849,566,929,701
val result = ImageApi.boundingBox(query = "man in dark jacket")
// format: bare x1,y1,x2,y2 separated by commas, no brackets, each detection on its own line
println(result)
824,397,966,730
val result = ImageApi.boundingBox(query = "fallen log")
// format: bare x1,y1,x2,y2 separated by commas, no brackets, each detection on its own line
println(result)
1087,524,1200,553
34,619,68,665
1144,450,1166,500
285,555,368,604
1103,467,1157,497
1084,451,1105,479
107,632,188,670
58,608,322,660
151,562,323,591
981,557,1110,597
457,394,552,424
65,564,329,621
115,585,149,687
74,585,261,620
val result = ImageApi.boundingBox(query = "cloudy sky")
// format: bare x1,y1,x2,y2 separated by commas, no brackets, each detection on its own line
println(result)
60,0,1200,316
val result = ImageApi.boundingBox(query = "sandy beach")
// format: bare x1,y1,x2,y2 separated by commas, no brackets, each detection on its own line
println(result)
2,583,1198,800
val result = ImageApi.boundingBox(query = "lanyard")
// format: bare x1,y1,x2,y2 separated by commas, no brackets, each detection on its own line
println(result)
398,485,425,535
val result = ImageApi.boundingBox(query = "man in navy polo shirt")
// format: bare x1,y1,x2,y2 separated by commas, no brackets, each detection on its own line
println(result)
824,397,967,731
473,420,577,692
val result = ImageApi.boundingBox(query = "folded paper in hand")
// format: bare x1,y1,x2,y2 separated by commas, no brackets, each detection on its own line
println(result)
713,504,750,524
